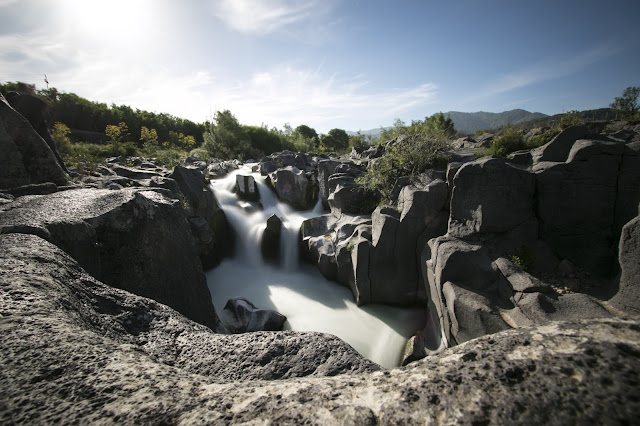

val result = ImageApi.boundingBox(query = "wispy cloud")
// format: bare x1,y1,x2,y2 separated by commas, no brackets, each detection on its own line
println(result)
209,0,332,36
462,42,622,107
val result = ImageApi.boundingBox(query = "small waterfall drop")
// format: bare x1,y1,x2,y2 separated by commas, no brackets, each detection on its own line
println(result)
205,164,425,368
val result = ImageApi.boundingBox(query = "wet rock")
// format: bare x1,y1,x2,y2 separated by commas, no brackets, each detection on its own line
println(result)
261,214,282,264
222,297,287,332
268,166,317,210
235,174,259,201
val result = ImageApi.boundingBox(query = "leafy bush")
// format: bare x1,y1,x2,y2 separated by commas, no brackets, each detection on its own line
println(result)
485,127,526,157
358,134,450,202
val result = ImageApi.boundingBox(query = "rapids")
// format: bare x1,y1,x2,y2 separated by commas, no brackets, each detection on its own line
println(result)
205,164,425,368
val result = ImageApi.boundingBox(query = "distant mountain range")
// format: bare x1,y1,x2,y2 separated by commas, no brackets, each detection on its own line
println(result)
349,109,549,139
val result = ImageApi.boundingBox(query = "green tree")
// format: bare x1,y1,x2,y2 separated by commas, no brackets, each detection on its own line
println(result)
320,128,350,151
140,126,158,146
294,124,319,147
202,110,254,160
51,122,72,155
610,86,640,118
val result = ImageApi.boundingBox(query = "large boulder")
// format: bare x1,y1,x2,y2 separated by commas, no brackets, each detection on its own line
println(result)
0,92,68,189
170,165,230,267
530,123,605,163
448,157,537,246
535,140,625,276
261,214,282,264
235,174,259,201
268,166,317,210
609,214,640,314
0,188,220,330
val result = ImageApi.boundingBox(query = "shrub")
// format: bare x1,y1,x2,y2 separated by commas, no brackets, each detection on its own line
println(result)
510,246,535,272
358,133,450,202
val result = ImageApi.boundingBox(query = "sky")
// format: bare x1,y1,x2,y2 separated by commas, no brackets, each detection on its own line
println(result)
1,0,639,133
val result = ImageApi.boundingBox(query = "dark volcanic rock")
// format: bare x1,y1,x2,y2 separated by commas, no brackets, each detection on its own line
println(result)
0,92,68,189
0,187,219,329
222,297,287,332
0,243,637,426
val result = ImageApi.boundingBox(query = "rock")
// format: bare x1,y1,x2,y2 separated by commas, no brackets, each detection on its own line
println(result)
317,159,342,208
222,297,287,333
235,174,259,201
474,132,494,147
327,173,379,217
5,92,68,173
448,157,536,241
531,123,605,163
2,256,637,426
443,281,511,344
451,136,476,149
609,214,640,314
515,292,612,324
0,233,378,395
494,257,552,293
170,165,230,267
0,92,68,189
0,188,220,330
614,142,640,239
535,140,624,276
261,214,282,264
268,166,317,210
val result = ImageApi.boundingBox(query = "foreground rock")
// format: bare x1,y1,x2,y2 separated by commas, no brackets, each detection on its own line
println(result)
0,187,219,329
0,233,378,383
1,237,637,424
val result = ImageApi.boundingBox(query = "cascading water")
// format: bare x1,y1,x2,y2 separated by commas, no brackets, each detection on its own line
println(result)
205,164,425,368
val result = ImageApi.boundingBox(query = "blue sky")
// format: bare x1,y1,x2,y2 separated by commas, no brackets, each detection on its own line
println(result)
1,0,639,133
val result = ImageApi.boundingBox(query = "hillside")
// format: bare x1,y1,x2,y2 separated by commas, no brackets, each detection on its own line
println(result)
445,109,548,134
349,109,548,139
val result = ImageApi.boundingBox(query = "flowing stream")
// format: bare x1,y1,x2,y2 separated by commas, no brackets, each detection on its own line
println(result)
205,164,426,368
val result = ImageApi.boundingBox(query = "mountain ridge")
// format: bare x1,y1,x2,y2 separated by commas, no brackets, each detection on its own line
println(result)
348,109,548,138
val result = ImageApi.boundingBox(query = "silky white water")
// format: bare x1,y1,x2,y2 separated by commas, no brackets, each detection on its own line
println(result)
205,164,425,368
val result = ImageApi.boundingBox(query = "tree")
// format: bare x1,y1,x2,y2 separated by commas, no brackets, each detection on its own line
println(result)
51,122,72,155
611,86,640,118
320,128,350,151
140,126,158,146
202,110,254,160
295,124,319,147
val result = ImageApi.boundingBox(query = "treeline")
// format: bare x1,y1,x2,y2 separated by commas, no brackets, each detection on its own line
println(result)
0,81,205,149
1,81,365,160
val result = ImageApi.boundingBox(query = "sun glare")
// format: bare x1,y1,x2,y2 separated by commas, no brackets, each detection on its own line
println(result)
57,0,158,47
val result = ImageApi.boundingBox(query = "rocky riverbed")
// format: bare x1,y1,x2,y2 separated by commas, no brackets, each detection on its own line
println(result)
1,91,640,423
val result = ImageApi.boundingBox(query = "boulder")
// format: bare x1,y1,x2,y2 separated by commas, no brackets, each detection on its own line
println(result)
448,157,536,242
0,188,220,330
317,159,342,208
535,140,624,276
531,123,604,163
609,214,640,314
6,92,68,172
614,141,640,239
0,92,68,189
327,173,379,217
261,214,282,264
235,174,259,201
170,165,230,267
222,297,287,333
268,166,317,210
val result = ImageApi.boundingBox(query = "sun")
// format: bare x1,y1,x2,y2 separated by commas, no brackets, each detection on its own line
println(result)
56,0,158,47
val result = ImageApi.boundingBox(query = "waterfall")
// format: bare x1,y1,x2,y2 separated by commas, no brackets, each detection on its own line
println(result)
205,164,425,368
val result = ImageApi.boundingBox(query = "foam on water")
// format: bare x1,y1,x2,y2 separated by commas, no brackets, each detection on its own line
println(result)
205,164,425,368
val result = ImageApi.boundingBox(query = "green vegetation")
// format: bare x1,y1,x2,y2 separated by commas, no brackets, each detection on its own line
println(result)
358,113,453,202
610,86,640,120
510,246,535,272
